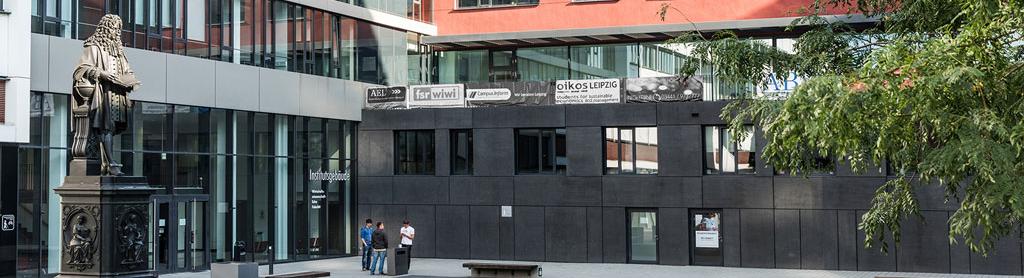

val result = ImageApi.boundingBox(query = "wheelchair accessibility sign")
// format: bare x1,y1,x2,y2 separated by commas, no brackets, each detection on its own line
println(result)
2,215,14,231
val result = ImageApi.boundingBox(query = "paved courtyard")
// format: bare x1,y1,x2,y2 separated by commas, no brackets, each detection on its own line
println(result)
161,256,1019,278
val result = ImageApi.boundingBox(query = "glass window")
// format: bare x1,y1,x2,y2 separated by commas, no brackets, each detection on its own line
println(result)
515,128,567,174
395,130,435,175
457,0,538,9
136,102,171,151
436,50,489,84
518,46,569,81
450,129,473,175
605,127,658,175
174,106,210,153
570,43,639,79
703,126,756,174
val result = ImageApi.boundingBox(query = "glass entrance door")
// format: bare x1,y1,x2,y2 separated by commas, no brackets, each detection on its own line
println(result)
690,209,724,266
153,196,210,274
628,209,658,264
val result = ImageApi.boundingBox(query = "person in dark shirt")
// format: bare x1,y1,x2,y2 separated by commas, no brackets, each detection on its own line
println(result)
369,222,388,275
359,219,374,271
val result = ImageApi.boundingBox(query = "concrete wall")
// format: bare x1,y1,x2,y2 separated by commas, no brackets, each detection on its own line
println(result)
29,34,366,121
357,102,1024,275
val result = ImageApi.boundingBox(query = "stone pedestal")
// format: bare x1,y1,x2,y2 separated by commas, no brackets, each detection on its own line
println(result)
54,175,156,277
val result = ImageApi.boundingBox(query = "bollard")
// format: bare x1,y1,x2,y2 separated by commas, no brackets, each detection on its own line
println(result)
268,245,275,275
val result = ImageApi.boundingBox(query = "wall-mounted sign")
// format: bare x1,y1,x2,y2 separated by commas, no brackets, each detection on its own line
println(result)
466,88,512,101
554,78,621,104
501,206,512,218
365,86,407,109
408,84,465,108
308,168,350,182
1,215,14,231
695,231,720,248
624,76,702,103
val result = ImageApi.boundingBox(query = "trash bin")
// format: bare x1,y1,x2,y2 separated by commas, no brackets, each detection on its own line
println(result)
386,247,409,276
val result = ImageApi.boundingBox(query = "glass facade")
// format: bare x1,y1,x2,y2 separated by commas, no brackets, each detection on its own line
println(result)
31,0,419,85
15,92,357,276
345,0,433,23
456,0,538,9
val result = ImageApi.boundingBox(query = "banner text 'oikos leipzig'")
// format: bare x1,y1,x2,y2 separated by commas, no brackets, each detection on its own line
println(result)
408,84,466,108
365,86,408,109
554,78,621,104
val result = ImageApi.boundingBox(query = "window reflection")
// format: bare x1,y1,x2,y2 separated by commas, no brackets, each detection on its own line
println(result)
704,126,756,174
605,127,658,175
516,128,567,174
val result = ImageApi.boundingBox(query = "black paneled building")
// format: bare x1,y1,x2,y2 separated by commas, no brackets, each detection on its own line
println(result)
357,102,1024,275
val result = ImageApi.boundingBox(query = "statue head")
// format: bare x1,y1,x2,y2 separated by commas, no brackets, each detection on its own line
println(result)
84,14,125,58
77,215,87,225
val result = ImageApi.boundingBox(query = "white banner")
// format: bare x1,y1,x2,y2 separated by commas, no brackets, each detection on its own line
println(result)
466,88,512,101
695,231,720,248
554,78,621,104
408,84,465,108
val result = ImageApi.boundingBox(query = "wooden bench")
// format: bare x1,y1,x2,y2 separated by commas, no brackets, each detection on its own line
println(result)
463,262,541,278
262,271,330,278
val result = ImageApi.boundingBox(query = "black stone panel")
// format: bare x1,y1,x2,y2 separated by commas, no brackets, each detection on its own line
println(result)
566,127,602,177
473,105,565,128
800,210,838,270
369,205,386,226
657,125,703,177
970,231,1023,275
896,210,950,273
450,176,513,206
435,129,450,176
702,176,774,209
837,210,858,270
358,177,393,204
586,207,603,263
723,209,742,267
361,109,435,130
406,205,436,258
435,206,471,259
949,231,971,274
740,209,775,268
515,176,601,206
514,207,546,261
835,160,885,177
913,180,960,211
659,208,689,265
774,176,882,210
856,210,897,271
602,176,701,207
565,103,657,127
545,207,589,262
392,176,449,205
473,128,515,176
602,207,628,263
470,206,501,260
657,102,727,125
774,210,801,269
435,108,473,129
357,130,394,177
499,215,515,260
385,205,408,245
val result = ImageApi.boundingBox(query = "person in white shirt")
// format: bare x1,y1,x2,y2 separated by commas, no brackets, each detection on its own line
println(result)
400,220,415,268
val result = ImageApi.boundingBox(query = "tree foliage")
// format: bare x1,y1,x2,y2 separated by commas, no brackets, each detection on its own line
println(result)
664,0,1024,254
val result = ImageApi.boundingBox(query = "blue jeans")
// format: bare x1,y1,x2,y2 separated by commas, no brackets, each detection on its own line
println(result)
361,244,372,270
370,250,387,274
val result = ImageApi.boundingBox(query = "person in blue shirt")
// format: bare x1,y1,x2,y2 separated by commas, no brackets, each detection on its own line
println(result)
359,218,374,271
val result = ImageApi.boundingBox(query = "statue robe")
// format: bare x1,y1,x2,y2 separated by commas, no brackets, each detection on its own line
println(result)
72,44,133,134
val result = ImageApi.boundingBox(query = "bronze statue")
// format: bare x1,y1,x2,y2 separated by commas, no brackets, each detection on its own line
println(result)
72,14,140,176
67,215,95,267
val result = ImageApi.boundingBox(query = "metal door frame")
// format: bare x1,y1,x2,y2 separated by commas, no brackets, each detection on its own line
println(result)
152,195,210,274
689,208,724,266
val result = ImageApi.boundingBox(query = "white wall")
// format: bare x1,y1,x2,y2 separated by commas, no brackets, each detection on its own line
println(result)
30,34,367,122
0,0,32,143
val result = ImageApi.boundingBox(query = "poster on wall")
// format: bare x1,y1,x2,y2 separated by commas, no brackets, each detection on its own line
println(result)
624,76,703,103
365,86,407,109
465,81,556,107
694,212,721,248
408,84,465,108
554,78,621,104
